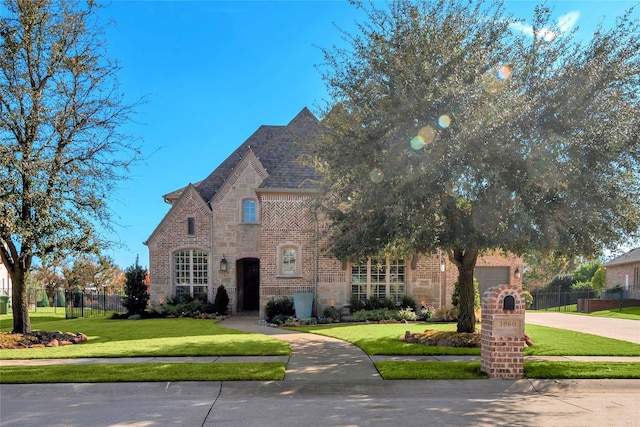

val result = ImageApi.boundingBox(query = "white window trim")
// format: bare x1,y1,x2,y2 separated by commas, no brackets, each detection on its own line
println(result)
276,243,302,278
350,257,406,302
172,249,210,299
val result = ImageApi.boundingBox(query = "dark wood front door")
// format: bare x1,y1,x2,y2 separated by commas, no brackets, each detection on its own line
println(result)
237,258,259,311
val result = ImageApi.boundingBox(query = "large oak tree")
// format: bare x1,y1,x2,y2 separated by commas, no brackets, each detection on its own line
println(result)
315,0,640,332
0,0,141,333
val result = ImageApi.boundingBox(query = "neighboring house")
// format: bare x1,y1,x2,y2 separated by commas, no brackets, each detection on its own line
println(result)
146,108,522,317
0,257,11,302
603,247,640,299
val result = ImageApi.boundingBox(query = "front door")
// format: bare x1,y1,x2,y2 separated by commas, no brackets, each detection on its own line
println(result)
237,258,259,311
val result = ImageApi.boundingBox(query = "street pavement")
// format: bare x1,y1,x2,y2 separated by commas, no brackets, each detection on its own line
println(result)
1,312,639,426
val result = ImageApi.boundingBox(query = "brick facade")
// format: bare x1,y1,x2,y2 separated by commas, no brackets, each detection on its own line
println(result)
481,285,525,379
146,108,523,317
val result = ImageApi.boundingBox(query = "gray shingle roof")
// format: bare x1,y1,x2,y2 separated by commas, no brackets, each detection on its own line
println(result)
170,107,322,204
603,247,640,266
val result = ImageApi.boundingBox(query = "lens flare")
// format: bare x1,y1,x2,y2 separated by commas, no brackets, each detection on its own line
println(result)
345,195,353,203
438,115,451,129
369,168,384,183
496,65,512,80
419,126,436,143
410,135,425,150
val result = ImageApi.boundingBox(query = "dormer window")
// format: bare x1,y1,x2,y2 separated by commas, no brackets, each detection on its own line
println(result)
242,199,257,223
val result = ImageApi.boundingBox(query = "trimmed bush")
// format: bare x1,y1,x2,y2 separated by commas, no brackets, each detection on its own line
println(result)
213,285,229,314
352,308,396,322
348,295,366,313
322,306,340,323
265,296,295,322
400,295,417,311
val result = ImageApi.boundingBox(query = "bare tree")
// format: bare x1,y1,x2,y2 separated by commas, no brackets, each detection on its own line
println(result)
0,0,142,333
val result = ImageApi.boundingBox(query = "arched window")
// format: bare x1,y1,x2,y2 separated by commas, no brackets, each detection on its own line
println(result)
242,199,257,223
277,243,301,277
174,249,208,300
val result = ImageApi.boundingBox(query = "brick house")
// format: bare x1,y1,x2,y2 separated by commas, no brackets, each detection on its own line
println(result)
145,108,522,317
603,247,640,299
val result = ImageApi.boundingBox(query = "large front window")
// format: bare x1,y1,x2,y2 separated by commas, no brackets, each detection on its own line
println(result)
351,258,405,303
174,249,208,300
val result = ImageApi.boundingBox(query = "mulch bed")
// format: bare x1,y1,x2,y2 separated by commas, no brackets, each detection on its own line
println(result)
0,331,88,349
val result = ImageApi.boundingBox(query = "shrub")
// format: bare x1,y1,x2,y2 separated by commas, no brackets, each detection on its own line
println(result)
213,285,229,314
591,267,606,290
420,305,435,320
265,296,295,322
395,307,417,321
400,295,417,311
365,296,396,310
37,289,50,307
434,306,459,322
122,258,150,316
322,306,340,323
522,290,533,309
352,308,396,322
451,278,480,309
55,288,66,307
348,295,366,313
546,274,576,293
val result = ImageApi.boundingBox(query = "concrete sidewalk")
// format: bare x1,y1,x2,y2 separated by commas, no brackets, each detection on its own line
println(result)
2,314,639,371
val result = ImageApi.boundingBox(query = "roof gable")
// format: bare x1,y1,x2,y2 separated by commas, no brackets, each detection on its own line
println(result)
146,184,211,246
603,247,640,267
209,149,268,205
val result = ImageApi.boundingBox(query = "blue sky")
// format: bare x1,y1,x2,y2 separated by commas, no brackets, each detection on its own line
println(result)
98,1,638,269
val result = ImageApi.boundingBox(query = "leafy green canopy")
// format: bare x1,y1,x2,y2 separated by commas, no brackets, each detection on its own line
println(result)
316,0,640,261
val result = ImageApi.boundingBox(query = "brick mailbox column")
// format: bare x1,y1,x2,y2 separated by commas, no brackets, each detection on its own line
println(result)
481,285,525,379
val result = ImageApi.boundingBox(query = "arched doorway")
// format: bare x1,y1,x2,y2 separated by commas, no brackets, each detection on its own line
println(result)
236,258,259,312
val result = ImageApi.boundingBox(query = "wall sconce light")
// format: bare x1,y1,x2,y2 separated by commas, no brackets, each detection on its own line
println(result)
514,267,521,279
440,257,446,272
219,254,228,272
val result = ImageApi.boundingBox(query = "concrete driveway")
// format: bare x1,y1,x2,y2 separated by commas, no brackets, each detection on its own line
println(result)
525,312,640,344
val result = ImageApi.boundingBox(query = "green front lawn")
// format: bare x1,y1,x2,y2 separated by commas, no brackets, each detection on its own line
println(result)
1,314,290,360
0,362,286,384
377,361,640,380
288,322,640,356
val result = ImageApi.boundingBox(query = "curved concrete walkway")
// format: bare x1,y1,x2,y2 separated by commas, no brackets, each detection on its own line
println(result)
525,312,640,344
217,316,382,381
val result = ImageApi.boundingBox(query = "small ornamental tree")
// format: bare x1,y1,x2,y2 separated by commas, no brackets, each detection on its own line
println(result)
122,258,149,316
213,285,229,314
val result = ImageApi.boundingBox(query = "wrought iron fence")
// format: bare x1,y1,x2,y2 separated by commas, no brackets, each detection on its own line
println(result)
65,290,126,319
529,290,599,311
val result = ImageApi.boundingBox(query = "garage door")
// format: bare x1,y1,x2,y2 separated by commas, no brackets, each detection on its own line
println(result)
475,266,510,298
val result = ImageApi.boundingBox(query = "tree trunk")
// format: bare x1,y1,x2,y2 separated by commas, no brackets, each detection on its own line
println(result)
450,247,479,333
11,267,31,334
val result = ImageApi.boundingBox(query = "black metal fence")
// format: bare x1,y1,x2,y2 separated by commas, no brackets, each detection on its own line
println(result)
529,290,599,311
65,290,126,319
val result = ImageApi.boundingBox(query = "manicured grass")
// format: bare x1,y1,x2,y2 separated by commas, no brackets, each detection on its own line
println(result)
289,322,640,356
524,324,640,356
287,323,480,355
1,315,290,360
524,362,640,379
0,362,286,383
375,361,640,380
582,306,640,321
377,361,484,379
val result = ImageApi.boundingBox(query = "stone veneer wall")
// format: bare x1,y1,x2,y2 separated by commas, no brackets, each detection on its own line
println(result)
481,285,525,379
